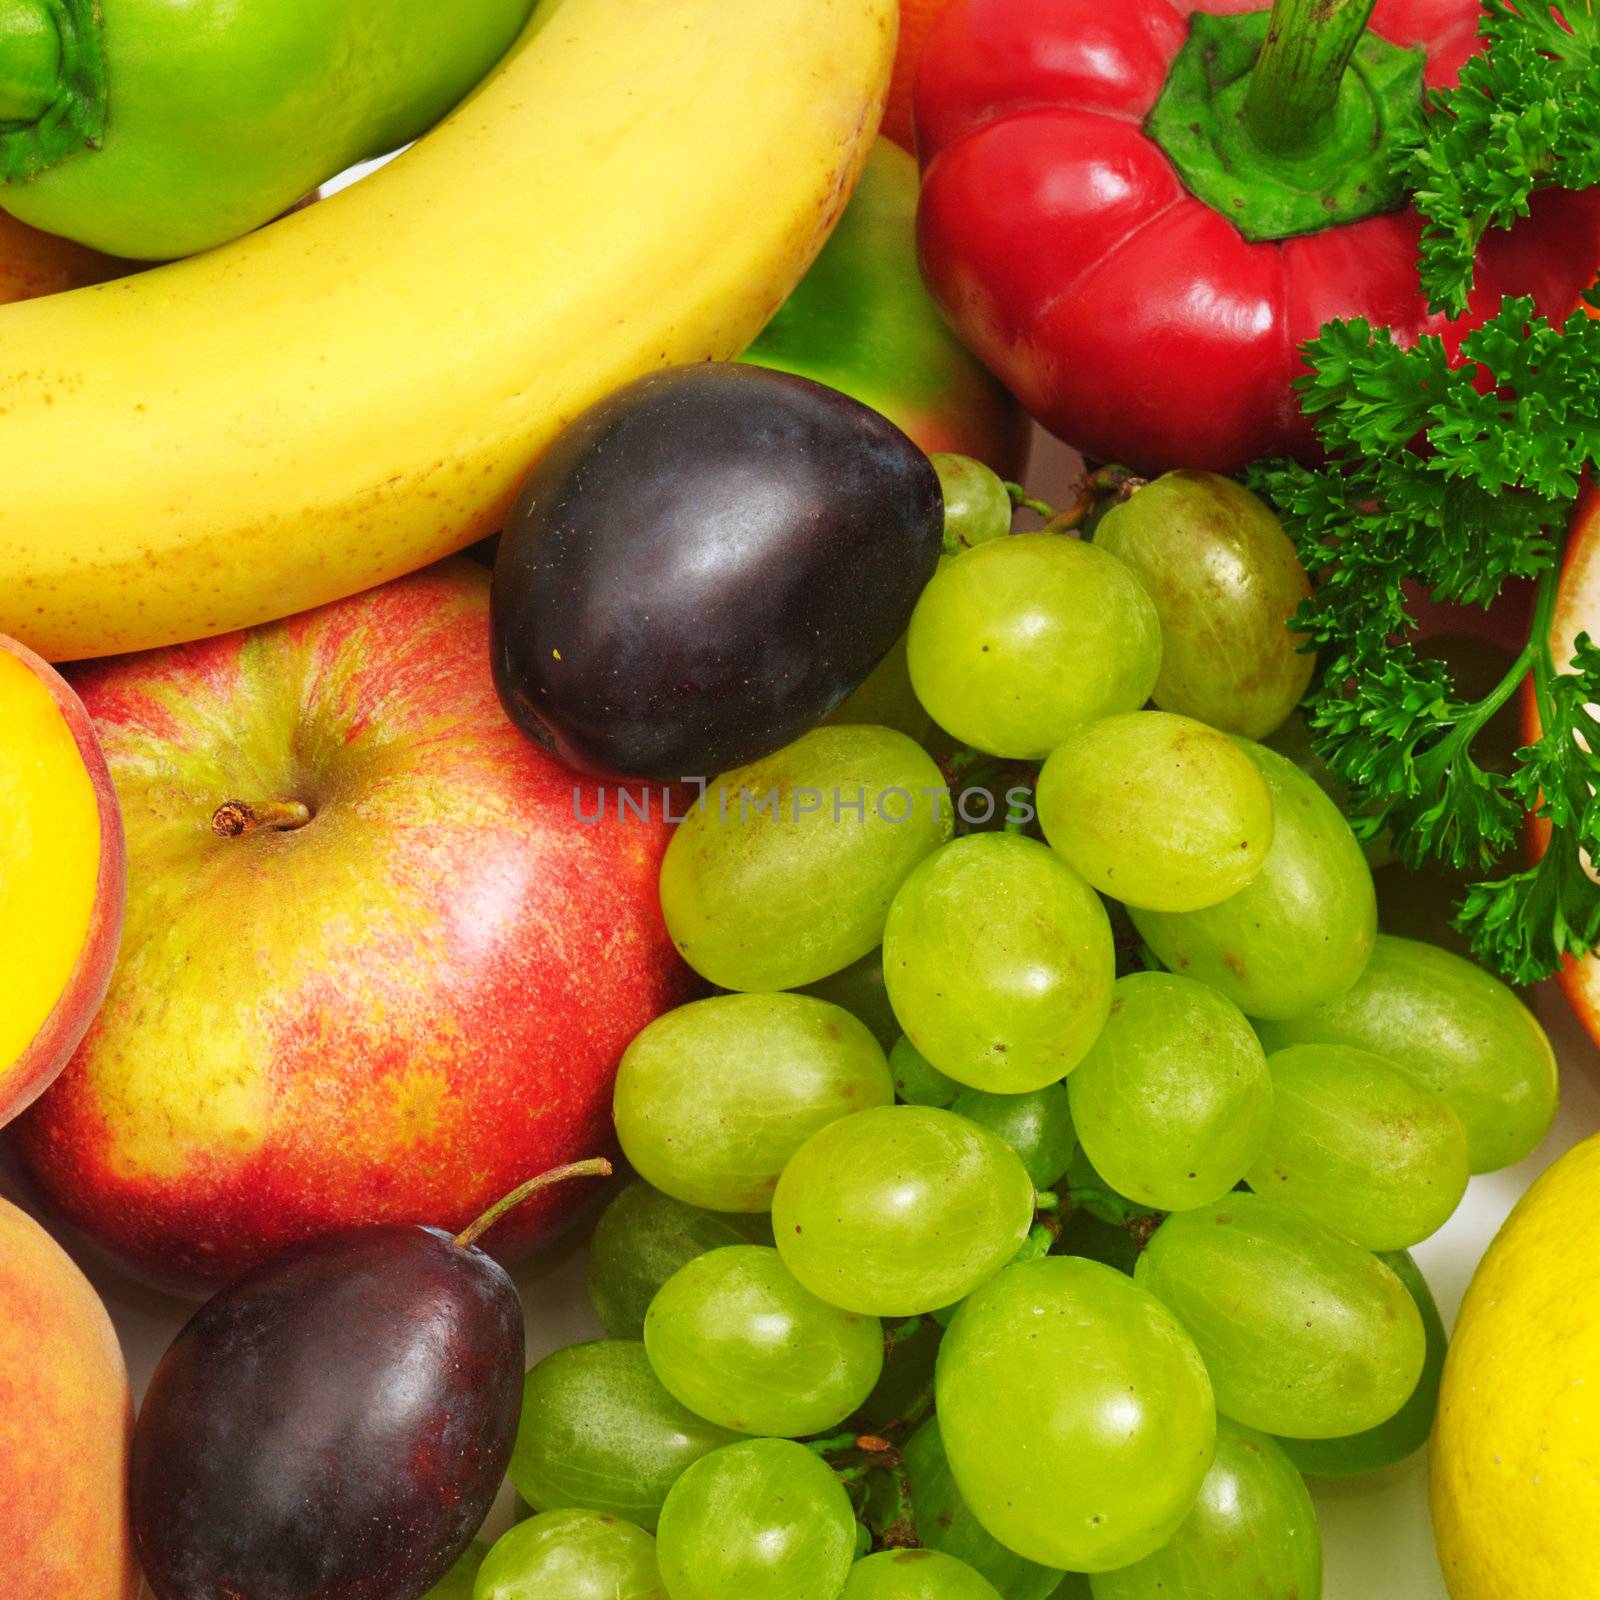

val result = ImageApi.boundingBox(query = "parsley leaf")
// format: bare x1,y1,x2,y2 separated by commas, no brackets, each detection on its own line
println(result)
1401,0,1600,316
1248,295,1600,984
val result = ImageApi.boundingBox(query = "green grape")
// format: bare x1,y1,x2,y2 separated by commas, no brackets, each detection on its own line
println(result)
1044,1581,1093,1600
842,1549,1003,1600
883,833,1115,1092
891,1034,961,1107
802,947,903,1049
655,1438,857,1600
644,1246,883,1437
931,453,1014,554
1037,712,1274,912
937,1257,1215,1572
475,1510,664,1600
1092,471,1312,739
1254,933,1558,1173
615,993,893,1212
903,1418,1066,1600
1089,1417,1321,1600
660,725,952,991
949,1082,1077,1190
773,1104,1035,1316
1263,709,1392,870
1279,1249,1448,1478
509,1341,739,1531
1067,972,1272,1211
424,1542,487,1600
1248,1043,1470,1250
1135,1193,1426,1439
1130,741,1376,1020
587,1182,772,1340
906,533,1162,760
828,634,934,747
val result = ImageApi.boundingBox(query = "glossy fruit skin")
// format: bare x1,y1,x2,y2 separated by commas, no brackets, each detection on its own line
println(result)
914,0,1600,473
659,724,952,991
1093,474,1312,739
0,632,125,1130
1249,1043,1470,1251
743,140,1027,475
906,534,1162,760
937,1256,1217,1572
1255,933,1557,1173
843,1549,1002,1600
773,1104,1035,1317
949,1082,1077,1190
131,1223,524,1600
655,1438,857,1600
475,1511,665,1600
902,1419,1065,1600
644,1245,883,1436
1067,972,1272,1212
587,1184,773,1341
1130,740,1376,1021
1137,1194,1426,1440
1282,1249,1446,1479
1036,711,1275,912
0,0,534,259
614,993,892,1212
492,364,942,781
0,1196,138,1600
883,833,1116,1092
1432,1131,1600,1598
12,565,691,1290
509,1341,739,1531
1090,1418,1322,1600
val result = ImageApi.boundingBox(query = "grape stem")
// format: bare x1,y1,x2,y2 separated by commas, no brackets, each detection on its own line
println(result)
1004,465,1146,533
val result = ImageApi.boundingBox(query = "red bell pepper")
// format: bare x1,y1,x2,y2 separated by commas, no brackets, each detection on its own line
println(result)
914,0,1600,474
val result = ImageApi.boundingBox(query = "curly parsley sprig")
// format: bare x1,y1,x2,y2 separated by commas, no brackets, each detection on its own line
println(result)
1248,293,1600,985
1401,0,1600,316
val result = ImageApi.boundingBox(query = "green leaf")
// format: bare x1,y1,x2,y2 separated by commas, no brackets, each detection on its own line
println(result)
1400,1,1600,315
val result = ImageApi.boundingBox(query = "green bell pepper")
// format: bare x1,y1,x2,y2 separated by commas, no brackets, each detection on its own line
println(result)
0,0,532,258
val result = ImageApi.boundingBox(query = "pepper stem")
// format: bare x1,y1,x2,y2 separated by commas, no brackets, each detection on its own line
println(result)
1243,0,1380,155
454,1158,613,1252
0,0,60,123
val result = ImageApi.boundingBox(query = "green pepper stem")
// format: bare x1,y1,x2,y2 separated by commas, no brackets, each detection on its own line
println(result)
1243,0,1380,155
0,0,60,123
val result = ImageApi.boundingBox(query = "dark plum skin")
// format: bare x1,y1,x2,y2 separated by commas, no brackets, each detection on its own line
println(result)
491,363,943,780
131,1225,525,1600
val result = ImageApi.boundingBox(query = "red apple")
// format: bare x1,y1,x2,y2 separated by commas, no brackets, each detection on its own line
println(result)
0,1194,139,1600
0,634,125,1129
11,562,694,1290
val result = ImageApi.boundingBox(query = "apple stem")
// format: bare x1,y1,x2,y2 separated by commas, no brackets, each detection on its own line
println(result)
211,798,313,838
454,1157,614,1252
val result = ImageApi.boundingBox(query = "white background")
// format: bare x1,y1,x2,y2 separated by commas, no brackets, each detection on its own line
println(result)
21,431,1590,1600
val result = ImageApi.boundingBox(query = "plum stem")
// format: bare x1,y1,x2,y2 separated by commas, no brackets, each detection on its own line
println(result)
454,1158,613,1251
211,798,313,837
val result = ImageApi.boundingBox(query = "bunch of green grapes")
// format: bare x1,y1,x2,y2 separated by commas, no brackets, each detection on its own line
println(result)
466,459,1560,1600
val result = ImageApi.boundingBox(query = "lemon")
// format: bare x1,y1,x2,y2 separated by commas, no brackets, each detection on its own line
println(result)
1432,1132,1600,1596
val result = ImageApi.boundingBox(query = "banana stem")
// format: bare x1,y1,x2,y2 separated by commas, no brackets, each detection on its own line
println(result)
0,0,60,123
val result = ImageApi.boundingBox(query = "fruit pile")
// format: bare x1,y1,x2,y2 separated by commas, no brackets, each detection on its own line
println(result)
432,399,1553,1600
3,0,1600,1597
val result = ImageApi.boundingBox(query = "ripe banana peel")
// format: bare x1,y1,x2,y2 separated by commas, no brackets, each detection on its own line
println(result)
0,0,895,661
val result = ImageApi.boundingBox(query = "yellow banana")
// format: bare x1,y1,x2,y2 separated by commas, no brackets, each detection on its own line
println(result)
0,0,894,661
